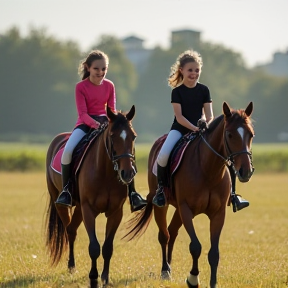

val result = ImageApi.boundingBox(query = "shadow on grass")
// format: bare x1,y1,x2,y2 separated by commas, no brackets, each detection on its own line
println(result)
0,274,90,288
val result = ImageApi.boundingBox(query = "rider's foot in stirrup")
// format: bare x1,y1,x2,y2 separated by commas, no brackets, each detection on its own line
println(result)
152,186,166,207
55,189,72,208
231,194,249,212
130,191,147,212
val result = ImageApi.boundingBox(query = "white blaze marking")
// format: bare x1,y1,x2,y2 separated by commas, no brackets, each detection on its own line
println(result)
237,127,244,140
120,130,127,141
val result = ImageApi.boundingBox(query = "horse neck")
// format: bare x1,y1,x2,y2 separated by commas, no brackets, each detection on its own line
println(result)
91,128,112,168
198,118,227,175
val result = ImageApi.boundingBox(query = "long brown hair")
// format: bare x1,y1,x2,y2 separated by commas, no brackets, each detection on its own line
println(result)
78,50,109,80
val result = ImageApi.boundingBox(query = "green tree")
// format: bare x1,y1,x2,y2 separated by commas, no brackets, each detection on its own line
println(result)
0,26,81,140
245,70,288,142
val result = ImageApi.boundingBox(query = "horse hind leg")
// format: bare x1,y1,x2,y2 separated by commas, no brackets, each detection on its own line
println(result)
154,206,171,280
167,209,182,264
66,204,83,272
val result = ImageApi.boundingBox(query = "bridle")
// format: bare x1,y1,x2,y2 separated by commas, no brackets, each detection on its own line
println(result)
199,128,254,173
102,123,136,172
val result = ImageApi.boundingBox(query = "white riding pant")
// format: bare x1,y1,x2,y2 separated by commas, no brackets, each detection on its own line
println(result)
157,130,182,167
61,128,87,165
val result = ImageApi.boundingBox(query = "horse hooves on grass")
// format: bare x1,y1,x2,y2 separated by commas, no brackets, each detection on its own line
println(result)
186,278,199,288
90,278,99,288
161,270,171,280
68,266,76,274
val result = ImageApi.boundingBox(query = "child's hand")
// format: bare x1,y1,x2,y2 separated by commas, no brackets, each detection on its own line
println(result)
197,119,208,131
92,121,100,129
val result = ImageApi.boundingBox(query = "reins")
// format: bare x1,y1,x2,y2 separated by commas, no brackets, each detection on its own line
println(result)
198,123,255,212
199,129,253,170
103,122,135,172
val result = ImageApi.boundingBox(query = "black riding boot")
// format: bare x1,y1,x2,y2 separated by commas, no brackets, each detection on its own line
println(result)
128,179,147,212
55,163,72,208
152,164,167,207
231,194,250,212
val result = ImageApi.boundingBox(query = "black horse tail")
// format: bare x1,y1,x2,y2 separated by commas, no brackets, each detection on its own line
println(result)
45,197,68,266
122,201,154,241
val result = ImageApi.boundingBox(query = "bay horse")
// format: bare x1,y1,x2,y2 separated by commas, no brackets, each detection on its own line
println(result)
124,102,255,288
45,105,137,288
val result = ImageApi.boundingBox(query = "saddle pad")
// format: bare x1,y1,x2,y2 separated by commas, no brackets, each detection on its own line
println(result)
50,122,108,175
152,132,197,177
51,147,64,174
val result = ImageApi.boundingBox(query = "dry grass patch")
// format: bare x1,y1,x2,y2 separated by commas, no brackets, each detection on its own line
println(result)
0,172,287,287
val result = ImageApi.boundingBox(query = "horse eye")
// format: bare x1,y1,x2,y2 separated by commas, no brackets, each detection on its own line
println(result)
226,131,232,139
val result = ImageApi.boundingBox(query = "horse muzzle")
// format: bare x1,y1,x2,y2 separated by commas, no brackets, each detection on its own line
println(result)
118,165,136,185
236,166,255,182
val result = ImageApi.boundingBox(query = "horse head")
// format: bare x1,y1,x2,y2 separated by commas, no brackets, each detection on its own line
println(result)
106,105,137,185
223,102,255,182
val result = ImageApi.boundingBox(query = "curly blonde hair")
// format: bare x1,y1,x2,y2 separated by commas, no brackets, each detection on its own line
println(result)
78,50,109,80
168,50,203,88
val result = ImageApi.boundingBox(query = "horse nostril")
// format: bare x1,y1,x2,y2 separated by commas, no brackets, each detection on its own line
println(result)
239,167,243,177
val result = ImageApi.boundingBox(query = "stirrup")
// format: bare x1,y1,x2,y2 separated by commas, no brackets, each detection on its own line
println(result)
55,189,72,208
130,191,147,212
152,186,166,207
231,194,249,213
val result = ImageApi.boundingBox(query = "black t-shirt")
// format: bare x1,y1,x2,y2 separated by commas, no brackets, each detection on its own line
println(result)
170,83,212,134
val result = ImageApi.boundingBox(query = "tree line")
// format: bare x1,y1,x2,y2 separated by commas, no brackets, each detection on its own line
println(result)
0,26,287,143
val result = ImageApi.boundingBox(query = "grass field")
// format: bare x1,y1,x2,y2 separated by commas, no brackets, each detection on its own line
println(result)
0,172,287,288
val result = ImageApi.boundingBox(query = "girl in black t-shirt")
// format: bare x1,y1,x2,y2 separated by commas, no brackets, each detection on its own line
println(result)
152,50,214,207
153,50,250,210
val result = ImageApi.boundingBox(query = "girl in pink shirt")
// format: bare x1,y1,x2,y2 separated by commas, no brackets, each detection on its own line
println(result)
55,50,147,212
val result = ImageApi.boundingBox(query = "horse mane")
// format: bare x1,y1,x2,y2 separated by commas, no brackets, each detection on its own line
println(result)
207,114,224,133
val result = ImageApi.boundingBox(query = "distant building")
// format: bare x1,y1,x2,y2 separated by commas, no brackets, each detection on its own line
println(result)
121,29,201,74
171,29,201,50
256,49,288,77
121,35,152,74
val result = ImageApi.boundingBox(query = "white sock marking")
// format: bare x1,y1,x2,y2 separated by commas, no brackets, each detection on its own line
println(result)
187,273,200,286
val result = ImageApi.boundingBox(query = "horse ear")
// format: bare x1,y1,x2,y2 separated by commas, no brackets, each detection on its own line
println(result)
223,102,232,117
126,105,135,121
106,106,117,121
245,102,253,117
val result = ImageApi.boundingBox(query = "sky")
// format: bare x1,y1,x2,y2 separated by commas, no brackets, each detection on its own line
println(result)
1,0,287,68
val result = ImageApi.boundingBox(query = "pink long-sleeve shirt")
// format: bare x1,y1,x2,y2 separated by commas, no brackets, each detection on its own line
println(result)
74,78,116,129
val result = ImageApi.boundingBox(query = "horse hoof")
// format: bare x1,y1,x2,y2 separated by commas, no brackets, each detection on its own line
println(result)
68,266,75,274
90,278,99,288
161,270,171,280
186,278,199,288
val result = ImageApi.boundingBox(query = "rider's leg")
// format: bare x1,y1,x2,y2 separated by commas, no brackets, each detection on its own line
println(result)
55,128,86,208
152,130,182,207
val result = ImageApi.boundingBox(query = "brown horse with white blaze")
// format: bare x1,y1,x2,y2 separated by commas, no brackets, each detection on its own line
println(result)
45,105,137,288
124,102,255,288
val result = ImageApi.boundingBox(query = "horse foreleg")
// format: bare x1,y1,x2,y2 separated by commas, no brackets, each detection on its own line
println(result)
154,206,171,279
167,209,182,264
82,203,100,288
66,204,83,272
101,209,123,285
179,202,201,288
208,211,225,288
